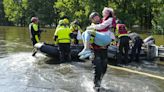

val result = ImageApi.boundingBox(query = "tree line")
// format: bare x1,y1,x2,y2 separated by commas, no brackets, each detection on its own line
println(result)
0,0,163,34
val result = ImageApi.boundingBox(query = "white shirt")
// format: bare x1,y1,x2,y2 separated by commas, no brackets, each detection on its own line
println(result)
86,17,115,40
88,18,113,30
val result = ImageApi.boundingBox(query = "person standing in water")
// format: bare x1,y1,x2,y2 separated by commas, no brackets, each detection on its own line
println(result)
28,17,41,56
79,7,115,91
70,20,83,44
128,32,143,63
89,12,109,91
115,22,130,65
54,18,73,63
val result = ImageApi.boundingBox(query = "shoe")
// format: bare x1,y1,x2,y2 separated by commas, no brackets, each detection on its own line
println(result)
32,48,37,56
78,50,91,56
93,86,100,92
89,53,95,60
79,52,92,60
32,51,37,56
93,80,101,92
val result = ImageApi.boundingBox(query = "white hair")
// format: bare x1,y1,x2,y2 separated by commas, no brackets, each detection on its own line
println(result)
102,7,114,14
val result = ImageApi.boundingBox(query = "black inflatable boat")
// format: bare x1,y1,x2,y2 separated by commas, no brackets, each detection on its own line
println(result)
34,36,158,61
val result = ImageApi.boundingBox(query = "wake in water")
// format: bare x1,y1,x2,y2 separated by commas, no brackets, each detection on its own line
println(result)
0,53,163,92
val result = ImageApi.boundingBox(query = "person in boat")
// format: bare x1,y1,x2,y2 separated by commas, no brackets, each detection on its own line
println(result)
78,7,115,59
115,21,130,65
53,18,73,63
70,20,83,45
128,32,143,62
29,17,42,56
79,7,115,90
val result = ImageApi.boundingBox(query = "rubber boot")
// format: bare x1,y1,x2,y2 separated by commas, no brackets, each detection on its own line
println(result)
32,48,37,56
93,79,101,92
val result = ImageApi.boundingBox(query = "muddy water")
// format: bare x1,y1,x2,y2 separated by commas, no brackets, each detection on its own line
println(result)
0,26,164,92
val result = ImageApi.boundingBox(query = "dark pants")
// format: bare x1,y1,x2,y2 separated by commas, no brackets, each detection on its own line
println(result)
31,38,38,46
31,38,40,56
118,36,130,64
131,38,143,62
58,43,71,63
31,34,40,46
73,34,79,44
92,49,108,87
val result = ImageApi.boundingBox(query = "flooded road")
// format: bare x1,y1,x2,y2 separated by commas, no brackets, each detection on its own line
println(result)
0,26,164,92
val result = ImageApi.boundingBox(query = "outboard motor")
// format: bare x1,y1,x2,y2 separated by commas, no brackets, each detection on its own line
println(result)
144,36,155,45
143,36,156,61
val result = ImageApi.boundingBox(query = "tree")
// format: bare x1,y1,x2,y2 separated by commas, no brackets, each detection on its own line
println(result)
0,0,12,25
0,0,5,25
1,0,163,35
151,0,164,34
54,0,108,27
107,0,163,30
26,0,57,27
3,0,28,26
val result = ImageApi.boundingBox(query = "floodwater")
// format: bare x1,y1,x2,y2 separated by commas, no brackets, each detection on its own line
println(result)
0,26,164,92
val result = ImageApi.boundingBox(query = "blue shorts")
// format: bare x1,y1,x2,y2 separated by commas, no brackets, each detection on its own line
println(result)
94,32,112,46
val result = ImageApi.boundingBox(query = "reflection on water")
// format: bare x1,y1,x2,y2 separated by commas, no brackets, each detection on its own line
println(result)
0,26,32,55
0,26,164,92
0,26,163,48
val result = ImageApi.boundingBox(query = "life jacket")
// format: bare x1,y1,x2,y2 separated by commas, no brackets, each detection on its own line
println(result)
98,17,116,32
29,23,41,39
54,26,72,43
97,18,109,32
116,24,128,35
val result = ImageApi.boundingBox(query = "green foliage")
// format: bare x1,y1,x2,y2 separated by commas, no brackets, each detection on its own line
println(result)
3,0,28,26
26,0,56,26
1,0,164,34
152,5,164,34
0,0,9,25
54,0,109,27
55,0,91,27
